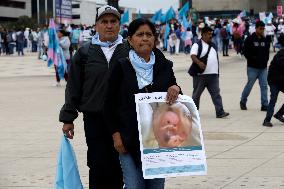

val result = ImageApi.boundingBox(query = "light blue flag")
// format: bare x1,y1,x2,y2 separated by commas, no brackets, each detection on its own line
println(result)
55,135,84,189
161,14,166,23
178,2,189,19
165,7,175,22
182,15,190,30
137,10,142,18
163,23,170,49
151,9,162,23
121,9,129,24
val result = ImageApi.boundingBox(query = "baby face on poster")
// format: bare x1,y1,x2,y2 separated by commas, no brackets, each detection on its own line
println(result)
152,103,192,148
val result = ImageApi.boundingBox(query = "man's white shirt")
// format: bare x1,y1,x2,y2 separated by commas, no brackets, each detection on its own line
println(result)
190,40,219,75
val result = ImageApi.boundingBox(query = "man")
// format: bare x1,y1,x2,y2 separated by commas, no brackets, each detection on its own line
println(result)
263,34,284,127
59,5,128,189
189,26,229,118
240,21,270,111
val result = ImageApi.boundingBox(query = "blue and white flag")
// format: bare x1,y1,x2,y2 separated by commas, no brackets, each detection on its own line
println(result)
55,135,84,189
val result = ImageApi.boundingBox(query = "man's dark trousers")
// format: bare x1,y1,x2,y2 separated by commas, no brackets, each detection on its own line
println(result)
192,74,225,116
83,112,123,189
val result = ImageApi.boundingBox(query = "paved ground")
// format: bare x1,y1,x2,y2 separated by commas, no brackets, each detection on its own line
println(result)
0,50,284,189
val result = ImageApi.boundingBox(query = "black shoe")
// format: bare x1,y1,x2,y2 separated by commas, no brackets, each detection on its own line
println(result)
216,112,230,118
240,102,247,110
263,120,273,127
261,106,268,111
274,114,284,123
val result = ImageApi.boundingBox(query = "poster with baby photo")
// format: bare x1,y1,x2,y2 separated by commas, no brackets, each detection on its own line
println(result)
135,92,207,179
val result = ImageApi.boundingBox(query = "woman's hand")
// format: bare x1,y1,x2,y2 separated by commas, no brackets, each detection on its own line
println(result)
112,132,127,154
166,85,180,105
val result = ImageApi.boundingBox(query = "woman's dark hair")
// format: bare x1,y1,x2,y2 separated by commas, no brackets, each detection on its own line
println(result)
58,29,68,36
128,18,156,38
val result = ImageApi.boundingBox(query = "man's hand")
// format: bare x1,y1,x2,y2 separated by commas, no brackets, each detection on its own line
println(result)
197,61,206,70
62,123,75,139
166,85,180,105
112,132,127,154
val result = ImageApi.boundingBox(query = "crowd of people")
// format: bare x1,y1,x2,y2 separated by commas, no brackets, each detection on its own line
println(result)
1,5,284,189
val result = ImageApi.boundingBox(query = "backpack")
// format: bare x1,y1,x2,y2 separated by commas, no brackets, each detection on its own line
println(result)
188,40,219,76
220,28,228,38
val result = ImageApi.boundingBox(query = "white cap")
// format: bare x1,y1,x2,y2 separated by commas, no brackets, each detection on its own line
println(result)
96,5,120,21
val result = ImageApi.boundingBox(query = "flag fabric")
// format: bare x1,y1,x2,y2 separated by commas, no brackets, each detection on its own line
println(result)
137,10,142,19
47,19,58,68
121,9,129,24
163,7,175,23
163,23,170,49
178,2,189,19
55,135,84,189
239,10,247,18
182,15,190,30
47,19,67,80
151,9,162,23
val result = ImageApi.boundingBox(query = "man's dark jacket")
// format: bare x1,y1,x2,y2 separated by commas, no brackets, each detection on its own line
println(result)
268,49,284,92
104,48,181,164
59,42,129,123
243,32,270,69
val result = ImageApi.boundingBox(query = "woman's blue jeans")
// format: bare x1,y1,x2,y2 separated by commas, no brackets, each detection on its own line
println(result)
119,153,165,189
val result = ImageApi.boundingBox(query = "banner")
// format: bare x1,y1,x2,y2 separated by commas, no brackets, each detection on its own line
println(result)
55,0,72,24
277,5,283,17
135,92,207,179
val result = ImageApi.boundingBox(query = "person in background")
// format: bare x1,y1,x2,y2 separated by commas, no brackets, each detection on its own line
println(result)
168,30,177,55
16,28,25,56
263,34,284,127
220,22,230,56
104,18,181,189
53,29,71,86
265,20,276,50
24,28,31,51
70,25,81,54
189,26,229,118
184,27,193,54
240,21,270,111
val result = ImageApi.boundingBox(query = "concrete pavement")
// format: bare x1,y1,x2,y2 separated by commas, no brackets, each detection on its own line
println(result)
0,51,284,189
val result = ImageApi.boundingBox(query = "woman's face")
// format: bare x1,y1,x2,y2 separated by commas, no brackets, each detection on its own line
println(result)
153,106,192,148
57,31,63,38
128,24,155,57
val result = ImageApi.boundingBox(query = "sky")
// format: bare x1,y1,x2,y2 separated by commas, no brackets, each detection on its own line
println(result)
96,0,180,14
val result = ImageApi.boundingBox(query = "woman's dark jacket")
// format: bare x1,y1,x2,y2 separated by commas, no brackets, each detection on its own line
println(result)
268,49,284,92
104,48,180,163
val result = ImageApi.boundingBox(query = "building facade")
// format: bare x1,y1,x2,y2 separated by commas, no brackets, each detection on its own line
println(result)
72,0,98,25
180,0,282,17
0,0,32,22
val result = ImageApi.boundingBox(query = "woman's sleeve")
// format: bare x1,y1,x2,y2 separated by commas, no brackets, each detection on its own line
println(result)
104,61,124,135
168,60,183,94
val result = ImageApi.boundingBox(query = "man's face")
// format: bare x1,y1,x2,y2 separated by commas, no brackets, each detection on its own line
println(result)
255,26,265,37
202,31,213,42
95,14,120,42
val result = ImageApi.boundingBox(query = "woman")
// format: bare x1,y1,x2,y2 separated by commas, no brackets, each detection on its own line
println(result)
184,27,193,54
104,18,181,189
54,29,71,86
